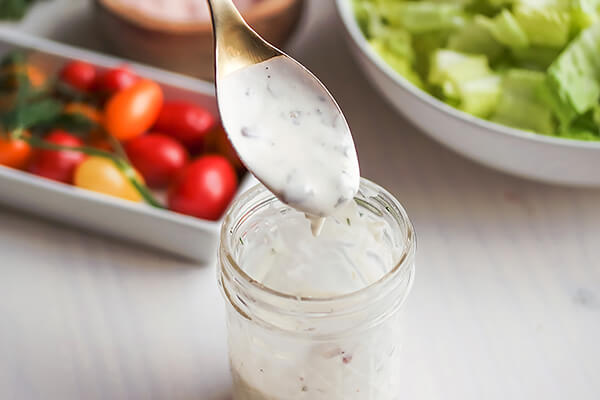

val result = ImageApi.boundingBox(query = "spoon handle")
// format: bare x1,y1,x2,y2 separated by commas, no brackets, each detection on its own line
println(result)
206,0,243,31
207,0,280,78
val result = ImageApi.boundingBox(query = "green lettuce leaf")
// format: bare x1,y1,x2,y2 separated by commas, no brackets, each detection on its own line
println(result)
571,0,600,31
514,6,571,47
491,69,555,133
475,11,529,49
428,49,492,98
458,74,502,117
546,23,600,116
368,30,424,88
447,22,504,61
511,46,562,70
428,49,499,115
380,2,467,33
354,0,387,39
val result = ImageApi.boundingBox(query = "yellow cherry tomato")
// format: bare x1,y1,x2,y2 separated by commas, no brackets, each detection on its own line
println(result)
74,156,143,202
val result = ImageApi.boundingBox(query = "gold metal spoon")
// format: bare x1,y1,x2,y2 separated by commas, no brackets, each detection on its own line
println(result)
207,0,280,79
206,0,360,219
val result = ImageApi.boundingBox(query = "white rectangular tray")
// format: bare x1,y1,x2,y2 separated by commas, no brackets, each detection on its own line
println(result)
0,28,255,262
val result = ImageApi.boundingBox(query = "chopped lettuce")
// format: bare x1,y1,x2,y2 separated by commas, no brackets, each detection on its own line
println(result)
476,11,529,49
429,49,500,115
547,23,600,116
447,22,504,60
537,79,578,129
369,28,415,63
502,68,546,96
369,29,425,88
557,126,600,140
511,46,562,70
428,50,492,97
491,69,555,133
354,0,386,39
571,0,600,30
513,6,571,47
355,0,600,141
458,74,502,116
413,31,452,78
380,2,467,33
514,0,570,10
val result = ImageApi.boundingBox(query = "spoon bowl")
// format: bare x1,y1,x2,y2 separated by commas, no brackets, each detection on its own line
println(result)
208,0,360,217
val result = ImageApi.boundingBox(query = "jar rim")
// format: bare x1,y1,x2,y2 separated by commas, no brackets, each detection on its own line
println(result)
219,178,416,306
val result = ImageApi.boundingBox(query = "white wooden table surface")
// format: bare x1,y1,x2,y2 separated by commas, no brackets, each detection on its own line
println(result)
1,1,599,399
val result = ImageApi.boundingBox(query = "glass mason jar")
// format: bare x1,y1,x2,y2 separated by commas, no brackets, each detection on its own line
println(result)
218,179,416,400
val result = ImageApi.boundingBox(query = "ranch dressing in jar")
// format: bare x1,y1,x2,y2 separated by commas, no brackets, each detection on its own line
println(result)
218,181,415,400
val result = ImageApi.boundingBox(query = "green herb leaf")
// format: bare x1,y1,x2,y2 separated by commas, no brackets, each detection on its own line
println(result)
0,98,63,131
112,158,163,208
50,112,99,134
0,0,38,21
54,81,96,103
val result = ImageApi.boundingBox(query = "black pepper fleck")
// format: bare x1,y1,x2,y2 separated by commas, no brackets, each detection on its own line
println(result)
335,196,347,207
285,172,295,183
240,126,260,138
331,114,339,128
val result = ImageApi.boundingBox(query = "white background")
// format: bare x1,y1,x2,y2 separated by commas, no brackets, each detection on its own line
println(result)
1,0,599,399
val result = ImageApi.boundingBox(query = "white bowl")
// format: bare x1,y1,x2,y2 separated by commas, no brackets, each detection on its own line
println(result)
336,0,600,186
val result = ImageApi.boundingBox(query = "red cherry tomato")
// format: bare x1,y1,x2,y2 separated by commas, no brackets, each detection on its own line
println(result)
98,66,138,94
29,130,86,184
125,133,189,188
0,133,32,170
168,155,238,220
60,60,97,91
153,101,216,149
104,79,164,141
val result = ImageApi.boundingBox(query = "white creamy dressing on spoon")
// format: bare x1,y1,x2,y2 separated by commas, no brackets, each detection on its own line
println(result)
218,55,360,230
